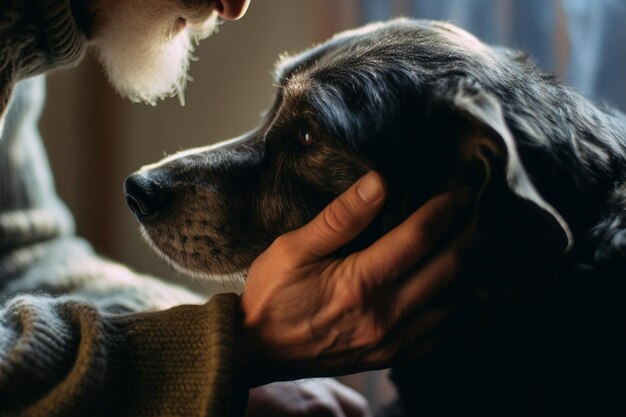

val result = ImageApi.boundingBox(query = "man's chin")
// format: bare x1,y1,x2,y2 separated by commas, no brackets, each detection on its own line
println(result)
92,9,218,105
100,34,193,106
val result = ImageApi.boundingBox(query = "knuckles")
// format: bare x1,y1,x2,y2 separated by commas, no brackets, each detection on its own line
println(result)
266,234,300,266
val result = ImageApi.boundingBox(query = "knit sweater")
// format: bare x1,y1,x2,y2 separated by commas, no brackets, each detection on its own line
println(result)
0,1,241,416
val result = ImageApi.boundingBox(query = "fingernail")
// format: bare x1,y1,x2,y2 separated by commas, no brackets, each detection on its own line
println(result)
357,172,383,204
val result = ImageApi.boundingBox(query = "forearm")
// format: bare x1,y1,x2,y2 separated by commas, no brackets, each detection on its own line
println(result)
0,293,240,417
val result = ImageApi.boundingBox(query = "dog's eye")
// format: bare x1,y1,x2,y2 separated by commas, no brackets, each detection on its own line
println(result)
296,128,314,148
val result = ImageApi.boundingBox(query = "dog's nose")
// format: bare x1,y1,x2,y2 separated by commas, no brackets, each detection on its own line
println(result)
124,174,170,219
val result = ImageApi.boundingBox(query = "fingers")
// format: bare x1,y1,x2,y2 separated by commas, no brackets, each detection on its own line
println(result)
286,172,387,263
393,223,475,318
339,303,457,372
322,379,373,417
350,188,473,286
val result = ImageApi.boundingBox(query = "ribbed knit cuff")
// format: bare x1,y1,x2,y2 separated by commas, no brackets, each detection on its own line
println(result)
33,0,86,69
107,293,242,417
0,0,86,121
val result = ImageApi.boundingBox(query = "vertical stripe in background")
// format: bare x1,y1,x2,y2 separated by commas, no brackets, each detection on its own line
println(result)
360,0,626,111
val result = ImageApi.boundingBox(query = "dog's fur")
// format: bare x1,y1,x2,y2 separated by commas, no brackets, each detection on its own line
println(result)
127,19,626,416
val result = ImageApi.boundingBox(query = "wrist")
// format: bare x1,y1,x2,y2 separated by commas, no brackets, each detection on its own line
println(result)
234,296,273,387
235,296,308,386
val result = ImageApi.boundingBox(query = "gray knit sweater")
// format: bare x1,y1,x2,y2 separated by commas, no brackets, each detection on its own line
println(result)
0,1,239,416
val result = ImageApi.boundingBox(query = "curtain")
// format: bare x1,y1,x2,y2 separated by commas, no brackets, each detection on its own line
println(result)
360,0,626,112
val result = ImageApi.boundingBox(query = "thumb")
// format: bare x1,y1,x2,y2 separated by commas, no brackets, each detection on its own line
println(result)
286,171,387,263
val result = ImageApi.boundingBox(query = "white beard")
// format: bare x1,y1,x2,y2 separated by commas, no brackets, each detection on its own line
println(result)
91,1,219,106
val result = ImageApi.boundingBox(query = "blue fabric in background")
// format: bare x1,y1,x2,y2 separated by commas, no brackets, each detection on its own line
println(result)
360,0,626,112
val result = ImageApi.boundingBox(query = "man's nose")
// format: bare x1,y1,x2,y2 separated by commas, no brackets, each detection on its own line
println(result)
213,0,250,20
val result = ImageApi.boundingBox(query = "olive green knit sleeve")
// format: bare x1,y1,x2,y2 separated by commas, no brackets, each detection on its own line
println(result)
0,292,241,417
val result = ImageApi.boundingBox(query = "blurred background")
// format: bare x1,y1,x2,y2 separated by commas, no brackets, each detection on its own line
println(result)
38,0,625,410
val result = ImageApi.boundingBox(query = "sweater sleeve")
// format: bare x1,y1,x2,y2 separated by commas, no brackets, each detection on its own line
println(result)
0,289,240,417
0,75,244,417
0,2,246,415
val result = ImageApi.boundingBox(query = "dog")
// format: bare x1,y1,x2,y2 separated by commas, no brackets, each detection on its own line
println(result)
125,19,626,416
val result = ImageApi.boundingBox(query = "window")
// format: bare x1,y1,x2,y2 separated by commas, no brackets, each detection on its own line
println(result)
360,0,626,111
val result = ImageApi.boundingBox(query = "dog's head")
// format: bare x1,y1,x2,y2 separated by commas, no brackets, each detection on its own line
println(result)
126,19,586,280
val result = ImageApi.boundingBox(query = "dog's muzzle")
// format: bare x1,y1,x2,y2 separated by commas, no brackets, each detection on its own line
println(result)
124,173,170,219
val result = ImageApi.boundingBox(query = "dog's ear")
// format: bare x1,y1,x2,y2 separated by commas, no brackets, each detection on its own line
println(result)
448,80,573,272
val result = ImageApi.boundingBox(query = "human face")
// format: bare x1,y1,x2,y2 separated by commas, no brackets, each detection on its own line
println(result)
76,0,250,104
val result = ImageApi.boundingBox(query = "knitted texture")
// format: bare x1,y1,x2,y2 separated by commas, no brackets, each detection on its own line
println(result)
0,0,85,120
0,77,75,256
0,2,241,416
0,82,241,415
0,292,239,417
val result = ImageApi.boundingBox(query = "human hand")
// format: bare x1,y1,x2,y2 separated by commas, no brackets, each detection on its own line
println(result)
238,171,474,385
246,379,371,417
